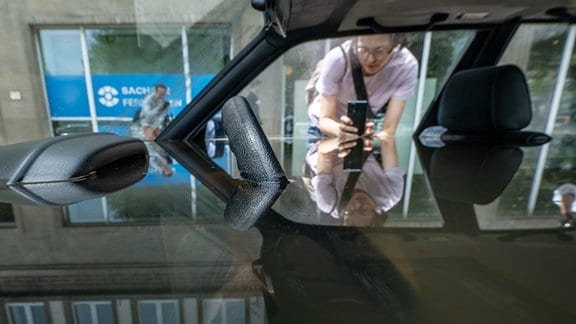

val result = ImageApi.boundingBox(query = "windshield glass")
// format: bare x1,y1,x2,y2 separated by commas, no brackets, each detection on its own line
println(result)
32,2,261,139
217,31,476,228
3,1,576,323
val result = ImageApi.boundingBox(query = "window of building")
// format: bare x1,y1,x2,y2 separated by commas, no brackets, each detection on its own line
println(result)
138,300,180,324
203,299,245,324
38,25,231,136
0,202,15,224
72,301,114,324
6,303,48,324
37,26,231,226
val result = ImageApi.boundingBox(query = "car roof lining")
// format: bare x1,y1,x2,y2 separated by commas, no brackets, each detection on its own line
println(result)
161,0,576,142
284,0,576,33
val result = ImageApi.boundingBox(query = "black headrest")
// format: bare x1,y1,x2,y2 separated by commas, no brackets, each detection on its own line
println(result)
429,143,523,204
438,65,532,132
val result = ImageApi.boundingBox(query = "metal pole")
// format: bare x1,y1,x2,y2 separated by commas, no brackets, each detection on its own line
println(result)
182,26,192,103
528,25,576,215
182,26,197,219
79,27,99,132
101,197,109,223
403,31,432,217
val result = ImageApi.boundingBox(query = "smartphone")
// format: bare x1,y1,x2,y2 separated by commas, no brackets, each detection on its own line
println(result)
343,138,365,172
347,100,368,135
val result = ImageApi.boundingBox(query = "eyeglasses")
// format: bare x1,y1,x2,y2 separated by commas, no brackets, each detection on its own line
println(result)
356,46,394,60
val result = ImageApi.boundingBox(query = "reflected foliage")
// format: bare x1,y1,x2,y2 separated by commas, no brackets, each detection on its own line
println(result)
108,184,192,221
87,27,231,75
88,29,184,74
187,27,232,74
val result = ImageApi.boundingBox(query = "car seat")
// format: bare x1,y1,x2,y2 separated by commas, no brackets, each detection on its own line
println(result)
420,65,551,204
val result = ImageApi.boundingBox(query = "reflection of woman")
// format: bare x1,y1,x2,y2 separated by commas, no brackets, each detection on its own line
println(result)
306,135,403,226
308,34,418,138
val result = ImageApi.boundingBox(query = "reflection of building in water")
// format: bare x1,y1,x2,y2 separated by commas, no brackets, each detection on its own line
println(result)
0,207,265,323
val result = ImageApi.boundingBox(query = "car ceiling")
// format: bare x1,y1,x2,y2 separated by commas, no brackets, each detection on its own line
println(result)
159,0,576,142
283,0,576,33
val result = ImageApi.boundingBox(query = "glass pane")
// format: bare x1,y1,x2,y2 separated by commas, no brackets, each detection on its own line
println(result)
428,30,473,91
87,28,183,74
491,23,575,227
86,28,186,123
203,300,224,324
38,29,90,118
30,305,48,324
0,202,15,223
187,26,231,75
8,304,48,324
7,306,27,324
138,302,156,324
74,304,93,324
161,302,179,324
67,199,106,224
500,24,569,132
186,26,231,100
96,303,114,324
227,31,475,227
38,30,83,76
226,300,245,324
98,120,132,137
52,120,93,136
106,176,193,224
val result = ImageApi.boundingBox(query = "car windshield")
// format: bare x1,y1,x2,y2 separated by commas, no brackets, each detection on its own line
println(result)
2,1,576,323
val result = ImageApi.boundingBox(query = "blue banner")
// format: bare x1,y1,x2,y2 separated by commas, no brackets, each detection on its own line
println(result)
44,73,227,183
45,74,215,118
92,74,185,118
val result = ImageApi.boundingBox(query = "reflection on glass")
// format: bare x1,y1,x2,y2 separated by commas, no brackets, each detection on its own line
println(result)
187,27,231,75
67,199,107,223
7,303,48,324
396,31,473,221
73,302,114,324
254,216,415,322
64,158,228,225
52,120,93,136
304,135,402,227
203,299,245,324
0,202,15,223
38,30,83,76
38,29,91,120
490,23,576,223
139,300,180,324
39,26,232,138
224,31,475,226
86,27,185,123
87,28,183,75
